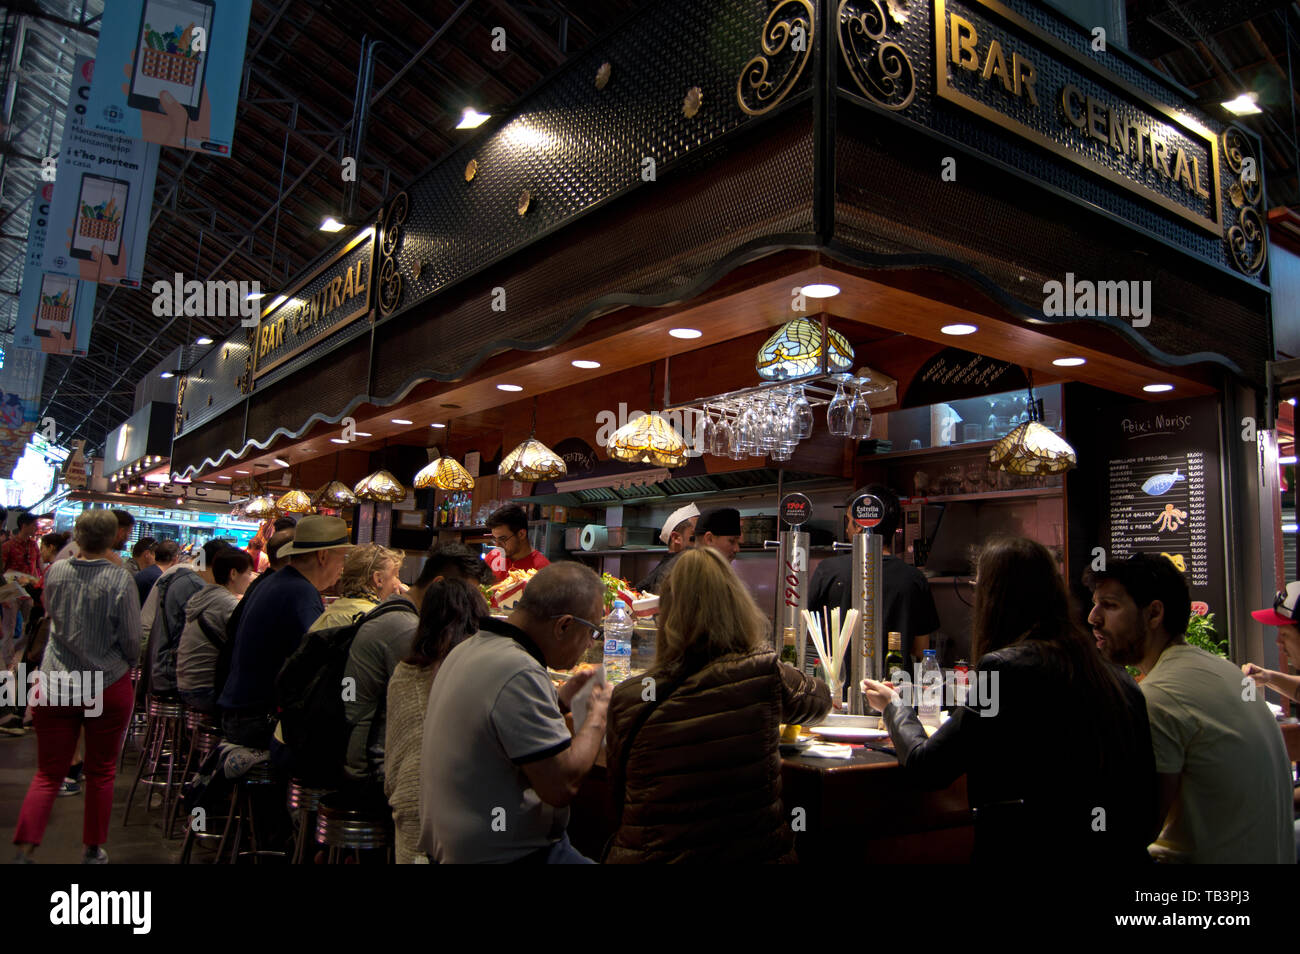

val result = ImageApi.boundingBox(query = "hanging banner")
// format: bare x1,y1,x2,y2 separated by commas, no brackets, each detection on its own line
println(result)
43,56,160,289
0,349,48,479
85,0,250,156
13,185,98,355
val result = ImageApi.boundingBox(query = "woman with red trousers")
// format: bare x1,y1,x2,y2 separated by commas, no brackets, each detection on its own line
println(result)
12,509,141,864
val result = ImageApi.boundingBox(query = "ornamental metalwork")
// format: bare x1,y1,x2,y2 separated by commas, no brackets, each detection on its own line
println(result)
377,191,408,318
1221,127,1266,278
837,0,915,111
736,1,814,116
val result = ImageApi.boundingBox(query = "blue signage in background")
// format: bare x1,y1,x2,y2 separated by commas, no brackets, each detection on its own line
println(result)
43,56,160,289
14,185,98,356
85,0,250,156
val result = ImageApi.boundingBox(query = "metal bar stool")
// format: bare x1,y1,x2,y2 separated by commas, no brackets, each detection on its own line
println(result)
315,795,394,864
167,708,223,839
287,780,334,864
122,695,185,828
216,762,288,864
117,668,147,769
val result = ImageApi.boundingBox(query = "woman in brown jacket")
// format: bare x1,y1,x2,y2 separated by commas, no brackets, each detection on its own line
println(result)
604,546,831,863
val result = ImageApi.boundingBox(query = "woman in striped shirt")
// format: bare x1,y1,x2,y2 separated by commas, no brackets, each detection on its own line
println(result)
12,509,141,864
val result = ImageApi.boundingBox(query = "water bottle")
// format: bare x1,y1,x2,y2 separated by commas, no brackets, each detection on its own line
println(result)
918,649,942,729
603,600,633,685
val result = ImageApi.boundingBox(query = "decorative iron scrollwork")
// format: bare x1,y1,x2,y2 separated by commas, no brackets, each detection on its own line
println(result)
736,0,815,116
838,0,916,112
174,376,187,435
1221,127,1266,278
237,327,255,394
378,191,408,318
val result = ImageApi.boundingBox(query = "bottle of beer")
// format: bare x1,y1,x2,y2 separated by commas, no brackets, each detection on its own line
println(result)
884,631,907,683
780,627,799,665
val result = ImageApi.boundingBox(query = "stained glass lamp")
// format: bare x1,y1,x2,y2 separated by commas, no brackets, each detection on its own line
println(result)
353,469,408,502
243,495,278,518
500,437,567,481
313,481,357,507
276,489,313,514
414,456,475,491
988,398,1076,475
608,412,688,468
756,318,855,380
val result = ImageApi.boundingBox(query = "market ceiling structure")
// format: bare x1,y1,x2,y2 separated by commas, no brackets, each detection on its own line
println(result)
0,0,1297,455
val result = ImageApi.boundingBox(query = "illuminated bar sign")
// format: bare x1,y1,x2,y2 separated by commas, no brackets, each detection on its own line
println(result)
252,228,374,380
934,0,1221,233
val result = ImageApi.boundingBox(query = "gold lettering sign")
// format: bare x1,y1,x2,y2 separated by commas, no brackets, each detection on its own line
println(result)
935,0,1220,234
253,231,375,378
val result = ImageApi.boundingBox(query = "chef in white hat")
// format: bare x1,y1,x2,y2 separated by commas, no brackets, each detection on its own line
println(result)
636,503,699,594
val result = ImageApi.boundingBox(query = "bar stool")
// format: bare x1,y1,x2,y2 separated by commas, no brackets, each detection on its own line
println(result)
122,694,185,828
286,780,334,864
315,796,394,864
215,762,287,864
166,708,223,839
118,668,146,769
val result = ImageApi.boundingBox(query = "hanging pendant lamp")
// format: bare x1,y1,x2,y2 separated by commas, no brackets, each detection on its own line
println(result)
989,374,1077,475
243,493,278,518
500,399,567,481
413,452,474,491
608,363,688,468
313,480,357,507
354,469,407,502
276,488,313,514
755,317,855,380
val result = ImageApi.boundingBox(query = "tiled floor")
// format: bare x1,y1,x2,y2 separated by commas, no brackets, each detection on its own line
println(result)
0,729,181,864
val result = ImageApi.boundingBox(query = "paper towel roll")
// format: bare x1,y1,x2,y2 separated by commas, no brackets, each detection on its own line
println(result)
580,524,609,551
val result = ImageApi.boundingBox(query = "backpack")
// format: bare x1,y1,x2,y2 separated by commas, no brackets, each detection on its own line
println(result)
274,601,413,787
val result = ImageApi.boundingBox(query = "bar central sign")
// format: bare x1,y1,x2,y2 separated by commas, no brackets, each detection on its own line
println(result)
934,0,1221,234
252,228,375,379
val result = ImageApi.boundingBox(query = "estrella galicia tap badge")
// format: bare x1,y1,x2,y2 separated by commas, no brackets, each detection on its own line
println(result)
85,0,250,156
42,56,159,288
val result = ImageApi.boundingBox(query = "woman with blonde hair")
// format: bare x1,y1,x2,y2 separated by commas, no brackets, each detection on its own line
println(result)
309,543,404,632
604,546,831,863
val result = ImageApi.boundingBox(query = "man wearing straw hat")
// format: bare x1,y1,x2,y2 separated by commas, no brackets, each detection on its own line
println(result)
218,515,351,748
637,503,698,594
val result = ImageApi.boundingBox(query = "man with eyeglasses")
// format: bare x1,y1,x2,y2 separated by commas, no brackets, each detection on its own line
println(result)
487,504,550,582
419,562,610,863
1086,553,1292,863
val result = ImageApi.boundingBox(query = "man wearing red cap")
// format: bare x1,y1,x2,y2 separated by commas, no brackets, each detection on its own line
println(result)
1244,581,1300,704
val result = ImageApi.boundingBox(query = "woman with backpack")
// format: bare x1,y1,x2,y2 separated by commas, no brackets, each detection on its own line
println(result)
176,548,254,712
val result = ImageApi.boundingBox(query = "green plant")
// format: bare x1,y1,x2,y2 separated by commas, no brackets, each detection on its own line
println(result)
1185,612,1227,657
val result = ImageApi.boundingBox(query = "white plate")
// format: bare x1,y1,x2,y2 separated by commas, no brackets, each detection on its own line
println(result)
810,725,890,742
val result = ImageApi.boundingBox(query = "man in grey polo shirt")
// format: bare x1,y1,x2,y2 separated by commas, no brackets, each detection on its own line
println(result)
419,562,611,863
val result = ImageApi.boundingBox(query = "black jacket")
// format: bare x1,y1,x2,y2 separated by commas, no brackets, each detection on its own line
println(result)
883,642,1157,863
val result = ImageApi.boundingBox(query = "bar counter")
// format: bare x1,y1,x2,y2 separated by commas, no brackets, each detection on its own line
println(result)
567,722,1300,864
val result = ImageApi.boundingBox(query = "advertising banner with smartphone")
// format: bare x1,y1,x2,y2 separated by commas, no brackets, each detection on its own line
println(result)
43,56,160,289
14,186,98,356
85,0,249,156
0,348,48,479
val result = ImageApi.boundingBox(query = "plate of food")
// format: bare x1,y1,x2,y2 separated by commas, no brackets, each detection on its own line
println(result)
809,724,891,743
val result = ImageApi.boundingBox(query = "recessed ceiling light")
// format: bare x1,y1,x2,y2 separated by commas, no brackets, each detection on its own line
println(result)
245,290,266,301
430,423,446,428
457,107,490,129
801,283,840,298
330,437,349,444
941,323,978,336
1289,398,1298,407
390,419,413,425
1053,357,1086,367
196,336,214,345
273,458,289,467
354,431,372,437
160,371,174,379
1143,383,1174,393
1222,92,1262,116
235,470,249,474
496,384,523,392
218,475,231,480
319,216,345,232
668,328,702,339
572,359,601,369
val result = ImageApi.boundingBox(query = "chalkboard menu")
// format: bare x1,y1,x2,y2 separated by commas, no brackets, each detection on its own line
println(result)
1102,396,1225,617
902,348,1030,408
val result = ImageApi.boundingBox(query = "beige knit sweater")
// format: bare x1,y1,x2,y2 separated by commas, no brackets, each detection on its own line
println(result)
385,661,436,864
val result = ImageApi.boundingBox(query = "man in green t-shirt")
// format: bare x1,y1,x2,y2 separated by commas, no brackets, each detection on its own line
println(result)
1087,554,1292,863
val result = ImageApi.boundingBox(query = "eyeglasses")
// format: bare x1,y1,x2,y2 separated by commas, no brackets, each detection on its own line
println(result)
490,534,516,547
553,614,603,640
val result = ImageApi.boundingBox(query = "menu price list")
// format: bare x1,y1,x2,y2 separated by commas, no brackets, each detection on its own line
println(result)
1107,451,1209,588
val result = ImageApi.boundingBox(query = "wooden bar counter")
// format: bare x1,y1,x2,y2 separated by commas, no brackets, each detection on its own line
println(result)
568,746,974,864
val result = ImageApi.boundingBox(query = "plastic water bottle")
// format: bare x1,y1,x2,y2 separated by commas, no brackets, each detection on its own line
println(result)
918,649,942,729
603,600,633,685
